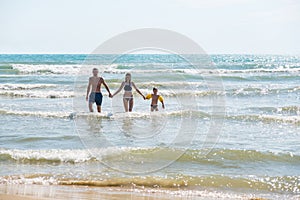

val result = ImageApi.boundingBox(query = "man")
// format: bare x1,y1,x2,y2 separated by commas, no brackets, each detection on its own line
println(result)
145,87,165,111
86,68,112,112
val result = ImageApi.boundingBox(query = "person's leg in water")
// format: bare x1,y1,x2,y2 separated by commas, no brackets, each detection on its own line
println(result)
88,93,95,112
89,103,94,112
95,93,103,113
129,98,134,112
123,98,129,112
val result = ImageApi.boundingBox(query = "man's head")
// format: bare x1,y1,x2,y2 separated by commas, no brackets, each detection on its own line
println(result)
153,87,158,94
92,68,98,76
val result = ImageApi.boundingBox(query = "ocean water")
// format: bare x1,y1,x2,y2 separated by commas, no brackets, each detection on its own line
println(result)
0,54,299,199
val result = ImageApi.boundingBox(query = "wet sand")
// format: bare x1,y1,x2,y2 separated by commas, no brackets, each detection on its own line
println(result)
0,184,273,200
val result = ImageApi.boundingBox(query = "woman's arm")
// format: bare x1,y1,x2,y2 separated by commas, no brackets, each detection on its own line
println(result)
132,82,145,99
112,82,125,97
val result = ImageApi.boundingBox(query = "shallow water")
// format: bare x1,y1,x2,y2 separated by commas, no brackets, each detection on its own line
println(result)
0,54,299,198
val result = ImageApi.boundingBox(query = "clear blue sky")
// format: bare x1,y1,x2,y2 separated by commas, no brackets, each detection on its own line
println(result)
0,0,299,54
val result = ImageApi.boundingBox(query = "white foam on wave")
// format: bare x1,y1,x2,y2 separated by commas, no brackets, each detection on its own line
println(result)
0,83,56,90
156,89,223,97
0,148,93,163
216,67,300,74
229,85,300,96
230,114,300,124
12,64,82,75
10,63,300,76
104,67,300,75
0,108,205,119
0,90,74,98
0,175,59,185
1,107,298,125
110,111,165,119
0,86,297,99
74,110,209,120
0,147,131,163
0,109,71,118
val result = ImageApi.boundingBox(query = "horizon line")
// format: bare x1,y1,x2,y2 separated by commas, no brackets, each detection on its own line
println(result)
0,53,299,56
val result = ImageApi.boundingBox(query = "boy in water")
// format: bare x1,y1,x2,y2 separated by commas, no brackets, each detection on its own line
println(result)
145,87,165,111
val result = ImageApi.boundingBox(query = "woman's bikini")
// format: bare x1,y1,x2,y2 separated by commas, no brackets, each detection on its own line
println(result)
123,82,133,101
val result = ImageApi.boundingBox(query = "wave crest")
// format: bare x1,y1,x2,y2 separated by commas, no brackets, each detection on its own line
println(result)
1,147,299,164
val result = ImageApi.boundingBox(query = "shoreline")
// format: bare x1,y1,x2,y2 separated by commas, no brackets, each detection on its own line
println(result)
1,184,297,200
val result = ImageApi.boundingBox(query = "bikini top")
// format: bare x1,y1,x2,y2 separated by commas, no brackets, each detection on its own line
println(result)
124,82,132,92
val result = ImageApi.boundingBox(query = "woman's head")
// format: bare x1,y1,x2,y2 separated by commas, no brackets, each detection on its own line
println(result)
125,73,131,82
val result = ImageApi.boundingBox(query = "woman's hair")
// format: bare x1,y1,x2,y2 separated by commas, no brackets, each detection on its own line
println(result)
125,73,131,82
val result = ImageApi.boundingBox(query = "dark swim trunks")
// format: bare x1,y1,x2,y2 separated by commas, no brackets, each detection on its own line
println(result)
89,92,103,106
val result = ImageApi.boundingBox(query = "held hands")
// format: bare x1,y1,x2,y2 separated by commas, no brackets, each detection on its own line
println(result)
109,93,113,98
162,104,165,109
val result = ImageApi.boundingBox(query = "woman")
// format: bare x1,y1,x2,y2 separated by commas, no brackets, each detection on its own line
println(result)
112,73,145,112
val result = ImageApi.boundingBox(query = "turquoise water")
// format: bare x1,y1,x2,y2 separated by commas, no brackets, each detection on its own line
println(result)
0,54,299,198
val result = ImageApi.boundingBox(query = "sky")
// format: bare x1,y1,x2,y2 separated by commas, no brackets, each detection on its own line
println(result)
0,0,299,54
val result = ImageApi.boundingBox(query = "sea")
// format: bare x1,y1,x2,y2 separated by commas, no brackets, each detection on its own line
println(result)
0,54,299,199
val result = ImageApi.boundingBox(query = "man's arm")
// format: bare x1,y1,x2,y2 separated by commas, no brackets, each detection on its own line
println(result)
132,82,145,99
101,78,112,97
86,78,91,101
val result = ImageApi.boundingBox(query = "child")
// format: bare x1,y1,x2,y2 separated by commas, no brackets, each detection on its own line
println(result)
145,87,165,111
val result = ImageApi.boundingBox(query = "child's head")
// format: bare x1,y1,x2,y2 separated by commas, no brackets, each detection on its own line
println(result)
153,87,158,94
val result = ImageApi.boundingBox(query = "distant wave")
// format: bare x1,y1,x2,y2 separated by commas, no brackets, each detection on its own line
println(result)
0,83,56,90
0,86,299,99
0,108,299,124
245,106,300,115
0,109,71,118
6,63,300,75
99,86,299,97
11,64,81,75
150,86,299,97
214,67,300,74
227,86,300,96
0,90,74,98
0,109,208,119
90,67,300,75
279,106,300,114
104,66,300,75
228,114,300,124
